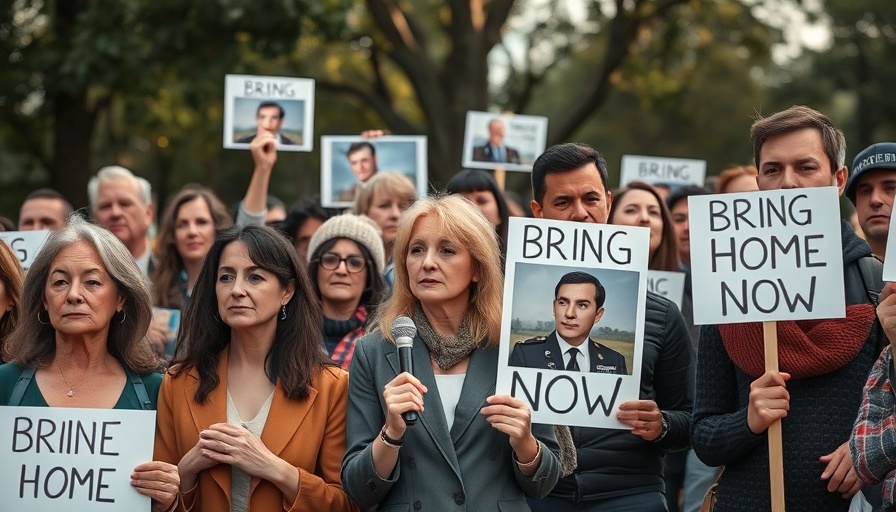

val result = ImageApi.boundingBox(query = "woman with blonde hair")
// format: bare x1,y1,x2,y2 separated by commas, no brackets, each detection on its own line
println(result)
0,240,24,361
342,195,560,510
716,165,759,194
352,172,417,285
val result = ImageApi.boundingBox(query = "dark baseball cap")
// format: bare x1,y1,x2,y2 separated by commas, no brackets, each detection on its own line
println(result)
846,142,896,204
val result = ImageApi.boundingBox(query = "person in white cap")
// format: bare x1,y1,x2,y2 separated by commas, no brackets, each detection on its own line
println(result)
306,214,388,370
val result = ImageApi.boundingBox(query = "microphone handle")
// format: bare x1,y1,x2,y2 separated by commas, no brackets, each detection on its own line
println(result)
398,345,417,425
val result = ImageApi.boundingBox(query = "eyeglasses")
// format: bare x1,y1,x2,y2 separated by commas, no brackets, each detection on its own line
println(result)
318,253,367,273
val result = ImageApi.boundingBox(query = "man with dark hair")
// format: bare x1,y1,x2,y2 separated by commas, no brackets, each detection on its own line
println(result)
237,101,295,144
347,141,378,183
337,142,380,203
527,142,693,512
473,118,521,164
845,142,896,261
692,105,884,511
666,185,710,272
18,188,74,231
510,271,627,374
277,196,340,262
530,142,612,222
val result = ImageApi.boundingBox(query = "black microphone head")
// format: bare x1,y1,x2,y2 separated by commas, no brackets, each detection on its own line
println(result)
391,316,416,348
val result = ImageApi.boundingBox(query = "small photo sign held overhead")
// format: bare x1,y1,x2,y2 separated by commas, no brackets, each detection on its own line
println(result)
462,111,548,172
224,74,315,152
688,187,844,325
0,230,50,272
496,217,649,429
619,155,706,188
0,407,156,511
321,136,428,208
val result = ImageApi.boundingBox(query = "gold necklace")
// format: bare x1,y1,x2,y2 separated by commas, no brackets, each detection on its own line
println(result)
56,359,102,397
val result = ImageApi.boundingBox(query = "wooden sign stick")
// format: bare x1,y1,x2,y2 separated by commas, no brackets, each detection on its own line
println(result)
763,320,786,511
494,166,506,191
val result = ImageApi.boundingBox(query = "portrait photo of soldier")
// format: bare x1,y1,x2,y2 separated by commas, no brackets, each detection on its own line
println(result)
509,271,628,374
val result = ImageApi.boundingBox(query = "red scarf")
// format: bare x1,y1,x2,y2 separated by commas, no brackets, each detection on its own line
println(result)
719,304,876,379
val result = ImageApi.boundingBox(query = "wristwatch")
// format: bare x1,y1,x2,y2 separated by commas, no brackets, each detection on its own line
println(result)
654,413,670,442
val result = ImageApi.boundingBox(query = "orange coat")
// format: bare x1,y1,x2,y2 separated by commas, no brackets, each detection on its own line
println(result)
154,348,359,512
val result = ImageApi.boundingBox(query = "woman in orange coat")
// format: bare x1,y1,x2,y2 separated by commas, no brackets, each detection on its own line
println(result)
154,224,358,512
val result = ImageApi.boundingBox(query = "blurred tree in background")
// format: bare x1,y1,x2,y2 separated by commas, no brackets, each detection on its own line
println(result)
1,0,894,221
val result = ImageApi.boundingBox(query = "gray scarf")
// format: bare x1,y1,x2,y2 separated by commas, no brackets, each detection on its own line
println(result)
413,306,480,371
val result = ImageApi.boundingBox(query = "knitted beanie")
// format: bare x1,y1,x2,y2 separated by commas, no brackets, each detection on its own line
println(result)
307,214,386,273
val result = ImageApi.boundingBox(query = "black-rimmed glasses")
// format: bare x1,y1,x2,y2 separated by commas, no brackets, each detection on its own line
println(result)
317,253,366,273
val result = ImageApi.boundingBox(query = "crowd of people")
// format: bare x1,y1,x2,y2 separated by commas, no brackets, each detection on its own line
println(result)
1,105,896,511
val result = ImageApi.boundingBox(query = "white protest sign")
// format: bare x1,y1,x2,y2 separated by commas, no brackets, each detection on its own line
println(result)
884,217,896,281
0,230,50,272
646,270,685,310
224,74,315,152
496,217,649,429
0,407,155,511
688,187,844,325
619,155,706,187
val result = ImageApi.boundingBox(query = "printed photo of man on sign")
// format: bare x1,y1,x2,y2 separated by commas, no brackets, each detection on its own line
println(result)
510,270,628,375
496,217,649,429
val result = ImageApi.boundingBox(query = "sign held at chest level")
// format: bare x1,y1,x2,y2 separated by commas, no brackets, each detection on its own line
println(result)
687,187,844,324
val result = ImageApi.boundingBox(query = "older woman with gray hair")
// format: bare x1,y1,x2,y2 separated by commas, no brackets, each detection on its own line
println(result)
0,216,179,511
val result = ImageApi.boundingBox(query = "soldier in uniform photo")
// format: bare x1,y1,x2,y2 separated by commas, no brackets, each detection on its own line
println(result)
510,271,627,374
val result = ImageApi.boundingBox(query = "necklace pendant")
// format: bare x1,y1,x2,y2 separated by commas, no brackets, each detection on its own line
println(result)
67,389,75,397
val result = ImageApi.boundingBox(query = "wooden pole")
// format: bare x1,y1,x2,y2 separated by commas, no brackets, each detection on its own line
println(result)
494,166,506,191
763,320,786,511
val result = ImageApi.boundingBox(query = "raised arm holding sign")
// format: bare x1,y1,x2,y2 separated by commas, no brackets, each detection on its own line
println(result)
690,106,882,512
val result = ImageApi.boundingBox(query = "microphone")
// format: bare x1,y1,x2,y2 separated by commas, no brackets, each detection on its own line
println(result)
391,316,418,425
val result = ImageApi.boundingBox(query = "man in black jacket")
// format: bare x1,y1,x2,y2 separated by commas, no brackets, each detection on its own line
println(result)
526,143,693,511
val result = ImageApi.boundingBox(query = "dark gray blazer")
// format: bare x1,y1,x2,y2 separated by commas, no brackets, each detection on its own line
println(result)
341,332,561,511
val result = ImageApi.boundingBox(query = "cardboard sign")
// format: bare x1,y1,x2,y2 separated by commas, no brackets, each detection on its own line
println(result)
320,135,428,208
646,270,685,310
224,74,315,152
461,111,548,172
0,230,50,272
688,187,844,325
0,407,155,511
496,217,649,428
619,155,706,188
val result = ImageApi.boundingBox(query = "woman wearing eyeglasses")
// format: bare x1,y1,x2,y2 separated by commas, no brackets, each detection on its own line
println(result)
307,214,388,370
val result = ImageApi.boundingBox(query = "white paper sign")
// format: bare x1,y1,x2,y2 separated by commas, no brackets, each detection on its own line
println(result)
496,217,649,428
224,74,315,152
0,406,155,511
884,217,896,281
619,155,706,187
0,230,50,272
688,187,844,325
646,270,685,310
461,111,548,172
